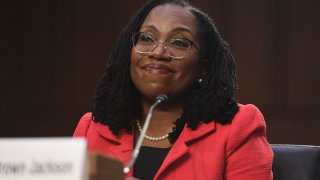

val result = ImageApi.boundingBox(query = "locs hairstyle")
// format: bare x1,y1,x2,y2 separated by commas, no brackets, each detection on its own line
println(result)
92,0,239,143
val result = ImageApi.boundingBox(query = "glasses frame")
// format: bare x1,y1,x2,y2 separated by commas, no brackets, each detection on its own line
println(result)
132,32,199,59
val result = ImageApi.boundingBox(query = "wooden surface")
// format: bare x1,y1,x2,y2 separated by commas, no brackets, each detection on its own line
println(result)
89,152,124,180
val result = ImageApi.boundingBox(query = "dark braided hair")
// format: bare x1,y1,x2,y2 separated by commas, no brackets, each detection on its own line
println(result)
92,0,239,143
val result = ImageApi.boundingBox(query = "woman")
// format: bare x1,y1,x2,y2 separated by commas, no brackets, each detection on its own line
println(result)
74,0,273,179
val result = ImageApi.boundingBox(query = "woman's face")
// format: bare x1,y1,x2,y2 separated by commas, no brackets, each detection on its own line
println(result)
130,4,202,103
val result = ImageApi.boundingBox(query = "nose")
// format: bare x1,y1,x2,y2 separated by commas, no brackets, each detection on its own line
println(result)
149,41,170,60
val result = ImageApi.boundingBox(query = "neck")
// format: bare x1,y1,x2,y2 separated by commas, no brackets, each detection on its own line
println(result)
141,98,182,125
138,98,182,147
141,98,182,137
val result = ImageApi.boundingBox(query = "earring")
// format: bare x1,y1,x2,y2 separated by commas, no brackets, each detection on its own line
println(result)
198,78,203,83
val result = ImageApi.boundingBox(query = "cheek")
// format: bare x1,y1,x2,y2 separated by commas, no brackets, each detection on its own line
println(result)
176,59,201,82
130,50,153,93
130,51,140,82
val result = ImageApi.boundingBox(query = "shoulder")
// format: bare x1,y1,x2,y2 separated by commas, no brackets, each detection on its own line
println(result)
226,104,268,152
73,113,127,142
222,104,273,179
232,104,266,129
73,112,94,137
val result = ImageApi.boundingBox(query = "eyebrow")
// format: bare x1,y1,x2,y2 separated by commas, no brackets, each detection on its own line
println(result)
141,25,194,35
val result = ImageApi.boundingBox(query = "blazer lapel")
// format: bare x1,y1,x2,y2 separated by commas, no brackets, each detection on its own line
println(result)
94,122,134,164
154,121,216,179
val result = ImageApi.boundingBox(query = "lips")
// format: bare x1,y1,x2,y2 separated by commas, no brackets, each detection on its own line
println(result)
141,63,175,74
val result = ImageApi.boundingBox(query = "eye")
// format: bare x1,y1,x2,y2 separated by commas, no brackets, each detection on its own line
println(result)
169,38,191,49
138,33,156,44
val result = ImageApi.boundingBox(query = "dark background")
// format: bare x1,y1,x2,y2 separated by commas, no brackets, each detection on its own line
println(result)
1,0,319,145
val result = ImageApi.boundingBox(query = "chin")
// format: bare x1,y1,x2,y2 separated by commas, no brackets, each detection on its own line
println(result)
143,90,170,101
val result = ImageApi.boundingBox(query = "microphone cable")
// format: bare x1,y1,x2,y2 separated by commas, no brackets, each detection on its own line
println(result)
123,94,168,174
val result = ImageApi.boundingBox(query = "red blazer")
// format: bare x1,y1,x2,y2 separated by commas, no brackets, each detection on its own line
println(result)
74,104,273,180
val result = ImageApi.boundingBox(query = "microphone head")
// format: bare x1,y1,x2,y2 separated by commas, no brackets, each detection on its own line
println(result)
156,94,168,103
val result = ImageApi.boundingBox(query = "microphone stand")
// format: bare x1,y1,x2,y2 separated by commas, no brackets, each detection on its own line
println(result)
123,94,168,174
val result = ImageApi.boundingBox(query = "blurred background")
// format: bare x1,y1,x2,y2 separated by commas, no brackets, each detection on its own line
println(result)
1,0,319,145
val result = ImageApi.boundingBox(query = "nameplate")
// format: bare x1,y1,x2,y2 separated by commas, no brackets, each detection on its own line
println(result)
0,138,88,180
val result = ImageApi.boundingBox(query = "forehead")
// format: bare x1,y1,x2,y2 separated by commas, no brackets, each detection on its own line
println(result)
141,4,198,35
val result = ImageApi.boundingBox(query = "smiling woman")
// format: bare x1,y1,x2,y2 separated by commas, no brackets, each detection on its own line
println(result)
130,4,202,107
73,0,273,179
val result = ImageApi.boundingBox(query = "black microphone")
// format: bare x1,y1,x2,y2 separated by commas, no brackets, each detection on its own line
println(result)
123,94,168,174
155,94,168,104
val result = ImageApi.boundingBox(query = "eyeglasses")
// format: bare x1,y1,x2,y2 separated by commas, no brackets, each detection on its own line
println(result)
132,32,199,59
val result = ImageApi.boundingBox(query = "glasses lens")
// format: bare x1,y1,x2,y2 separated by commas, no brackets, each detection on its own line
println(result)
132,32,192,58
133,32,156,54
166,38,191,58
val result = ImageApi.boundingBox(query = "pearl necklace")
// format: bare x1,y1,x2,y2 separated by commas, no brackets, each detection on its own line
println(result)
136,120,169,141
